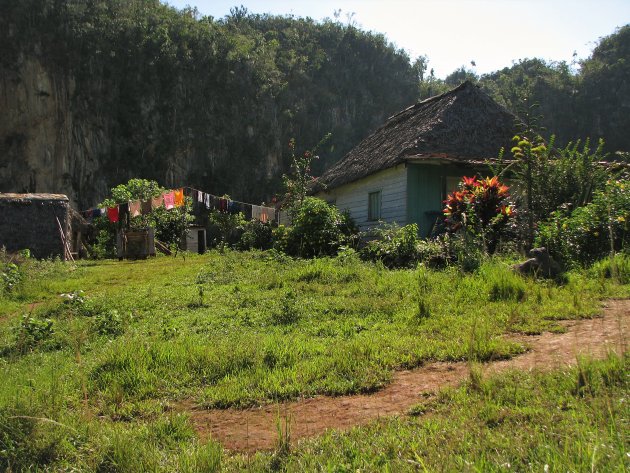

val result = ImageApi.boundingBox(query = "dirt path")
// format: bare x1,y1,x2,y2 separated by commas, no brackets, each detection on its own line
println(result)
184,299,629,453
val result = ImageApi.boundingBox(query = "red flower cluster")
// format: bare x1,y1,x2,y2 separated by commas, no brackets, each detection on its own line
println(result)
443,176,513,232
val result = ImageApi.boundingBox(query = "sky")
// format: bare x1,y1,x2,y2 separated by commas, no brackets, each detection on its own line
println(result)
163,0,630,78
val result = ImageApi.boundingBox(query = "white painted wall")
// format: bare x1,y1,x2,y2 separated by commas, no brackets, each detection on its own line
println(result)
316,164,407,232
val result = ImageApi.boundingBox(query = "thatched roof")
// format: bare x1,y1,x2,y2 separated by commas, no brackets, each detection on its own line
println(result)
0,193,69,202
314,81,520,192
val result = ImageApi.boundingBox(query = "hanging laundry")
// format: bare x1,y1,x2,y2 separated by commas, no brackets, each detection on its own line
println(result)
219,198,228,213
174,188,185,207
119,202,130,226
243,203,253,220
141,200,152,215
209,195,219,210
129,200,142,217
107,206,119,223
151,195,164,209
197,191,204,203
99,208,107,218
163,192,175,210
262,206,271,222
251,205,262,221
204,193,210,209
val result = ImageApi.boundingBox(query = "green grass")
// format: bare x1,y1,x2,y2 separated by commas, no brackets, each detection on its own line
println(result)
0,250,628,471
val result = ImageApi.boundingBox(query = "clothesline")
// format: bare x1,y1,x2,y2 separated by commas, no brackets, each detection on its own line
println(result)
183,186,276,211
184,186,276,224
79,185,277,225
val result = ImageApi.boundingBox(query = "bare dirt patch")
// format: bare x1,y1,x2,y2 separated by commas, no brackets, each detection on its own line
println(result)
183,299,629,453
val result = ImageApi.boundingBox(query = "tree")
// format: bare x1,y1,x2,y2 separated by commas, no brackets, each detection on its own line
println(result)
98,178,194,251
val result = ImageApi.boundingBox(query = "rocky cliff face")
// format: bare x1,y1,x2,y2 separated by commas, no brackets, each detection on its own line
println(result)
0,56,108,206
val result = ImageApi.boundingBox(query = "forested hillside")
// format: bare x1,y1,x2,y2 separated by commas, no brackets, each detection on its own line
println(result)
0,0,628,206
421,25,630,153
0,0,419,206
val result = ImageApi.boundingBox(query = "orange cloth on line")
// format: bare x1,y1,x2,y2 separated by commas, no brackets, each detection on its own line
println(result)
174,189,184,207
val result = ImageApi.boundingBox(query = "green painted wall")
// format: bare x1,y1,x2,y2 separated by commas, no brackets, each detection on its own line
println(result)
406,163,481,236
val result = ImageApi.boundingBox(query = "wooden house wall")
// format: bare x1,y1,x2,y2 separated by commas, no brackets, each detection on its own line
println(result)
315,164,407,232
406,163,486,236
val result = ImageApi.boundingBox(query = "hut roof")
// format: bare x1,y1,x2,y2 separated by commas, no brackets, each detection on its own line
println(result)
313,81,520,192
0,193,69,202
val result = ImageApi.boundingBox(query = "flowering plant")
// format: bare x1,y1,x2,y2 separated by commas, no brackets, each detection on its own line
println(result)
443,175,514,252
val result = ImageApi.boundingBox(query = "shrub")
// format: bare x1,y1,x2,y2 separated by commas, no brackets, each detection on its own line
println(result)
360,223,420,269
536,179,630,266
238,219,274,250
284,197,348,258
94,309,126,337
270,290,300,325
206,210,246,248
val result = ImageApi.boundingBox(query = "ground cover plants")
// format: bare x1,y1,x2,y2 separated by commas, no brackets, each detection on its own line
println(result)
0,249,628,471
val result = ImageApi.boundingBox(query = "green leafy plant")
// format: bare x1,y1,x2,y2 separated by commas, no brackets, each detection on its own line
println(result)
1,263,22,293
94,309,126,337
284,197,349,258
536,179,630,266
14,314,54,351
360,223,420,269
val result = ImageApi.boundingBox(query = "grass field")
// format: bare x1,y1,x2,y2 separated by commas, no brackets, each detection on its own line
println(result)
0,250,628,471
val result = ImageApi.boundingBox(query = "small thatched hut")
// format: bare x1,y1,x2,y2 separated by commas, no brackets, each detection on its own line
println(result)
313,81,519,235
0,193,70,259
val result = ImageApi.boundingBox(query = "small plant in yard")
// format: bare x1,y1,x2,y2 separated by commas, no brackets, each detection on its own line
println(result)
360,223,420,269
93,309,126,337
272,290,300,325
14,314,54,351
1,262,22,293
413,266,431,322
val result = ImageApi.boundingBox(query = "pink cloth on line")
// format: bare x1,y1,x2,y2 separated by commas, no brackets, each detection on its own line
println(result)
163,192,175,209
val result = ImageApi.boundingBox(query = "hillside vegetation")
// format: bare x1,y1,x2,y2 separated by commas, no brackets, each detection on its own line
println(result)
1,1,628,206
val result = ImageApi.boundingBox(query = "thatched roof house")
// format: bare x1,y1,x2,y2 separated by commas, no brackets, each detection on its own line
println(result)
0,193,70,259
313,81,519,235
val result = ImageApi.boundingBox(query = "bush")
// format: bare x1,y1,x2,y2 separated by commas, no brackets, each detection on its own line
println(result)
536,179,630,266
238,219,274,251
360,223,420,269
284,197,350,258
94,309,126,337
206,210,246,248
